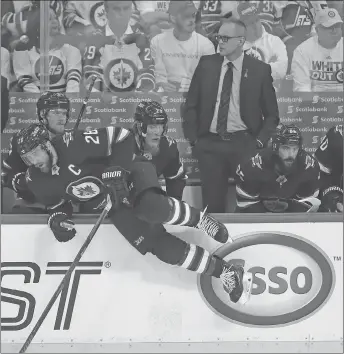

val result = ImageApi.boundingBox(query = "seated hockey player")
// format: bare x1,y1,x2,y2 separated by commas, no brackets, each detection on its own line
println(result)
235,124,321,213
1,91,70,213
82,0,155,93
314,125,343,213
16,123,253,304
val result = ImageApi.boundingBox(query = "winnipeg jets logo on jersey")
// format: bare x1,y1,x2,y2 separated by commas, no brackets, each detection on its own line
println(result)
105,59,137,92
90,2,107,29
276,174,287,187
72,183,100,199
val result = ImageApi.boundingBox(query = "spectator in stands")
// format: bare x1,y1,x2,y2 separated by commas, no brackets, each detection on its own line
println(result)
136,1,200,39
234,2,288,91
183,17,279,213
1,46,10,132
150,0,214,93
12,8,81,93
83,0,155,93
291,8,343,92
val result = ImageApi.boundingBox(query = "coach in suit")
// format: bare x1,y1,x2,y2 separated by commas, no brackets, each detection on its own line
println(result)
183,17,279,213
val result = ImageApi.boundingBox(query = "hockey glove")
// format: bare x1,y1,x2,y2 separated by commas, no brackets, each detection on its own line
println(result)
320,186,344,212
48,212,76,242
101,166,131,209
11,172,36,203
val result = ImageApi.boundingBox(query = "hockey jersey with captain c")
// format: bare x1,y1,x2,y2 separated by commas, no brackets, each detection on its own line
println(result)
291,35,343,92
12,44,82,92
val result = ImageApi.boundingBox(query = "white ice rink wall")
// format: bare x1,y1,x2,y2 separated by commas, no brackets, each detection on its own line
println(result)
1,214,343,353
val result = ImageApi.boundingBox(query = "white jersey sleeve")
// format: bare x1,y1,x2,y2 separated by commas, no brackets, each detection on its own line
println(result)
63,44,82,92
150,34,168,85
12,49,40,93
291,41,312,92
268,35,288,81
1,47,11,85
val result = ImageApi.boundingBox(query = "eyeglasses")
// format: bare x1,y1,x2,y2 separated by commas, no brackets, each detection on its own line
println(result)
214,35,244,43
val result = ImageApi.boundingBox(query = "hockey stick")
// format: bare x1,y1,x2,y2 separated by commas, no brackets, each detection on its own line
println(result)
19,195,112,354
70,74,98,134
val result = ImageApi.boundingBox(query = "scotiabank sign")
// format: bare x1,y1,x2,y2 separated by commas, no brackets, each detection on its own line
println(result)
1,262,103,331
198,232,336,327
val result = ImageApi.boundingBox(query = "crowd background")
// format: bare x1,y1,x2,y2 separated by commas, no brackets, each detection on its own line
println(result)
1,0,343,212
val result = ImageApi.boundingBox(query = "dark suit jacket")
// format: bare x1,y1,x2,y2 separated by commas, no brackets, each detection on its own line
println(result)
183,53,280,145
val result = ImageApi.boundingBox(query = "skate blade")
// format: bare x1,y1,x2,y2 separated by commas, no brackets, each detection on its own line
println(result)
238,272,253,305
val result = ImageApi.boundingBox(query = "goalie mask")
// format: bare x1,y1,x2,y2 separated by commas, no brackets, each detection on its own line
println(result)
37,91,70,129
133,100,168,151
16,124,58,173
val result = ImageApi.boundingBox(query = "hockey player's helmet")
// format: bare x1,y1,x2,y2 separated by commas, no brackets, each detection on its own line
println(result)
37,91,70,123
272,124,303,152
134,100,168,136
16,124,58,168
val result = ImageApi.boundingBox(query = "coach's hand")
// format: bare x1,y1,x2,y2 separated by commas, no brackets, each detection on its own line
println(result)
48,212,76,242
102,166,131,209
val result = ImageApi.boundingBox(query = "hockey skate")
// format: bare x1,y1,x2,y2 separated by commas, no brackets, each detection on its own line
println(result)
220,262,253,304
196,207,231,243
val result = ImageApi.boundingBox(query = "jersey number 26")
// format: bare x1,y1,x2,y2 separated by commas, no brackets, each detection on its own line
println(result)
84,129,100,144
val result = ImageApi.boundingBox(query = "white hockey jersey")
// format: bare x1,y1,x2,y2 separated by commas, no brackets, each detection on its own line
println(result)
291,35,343,92
13,44,82,93
244,27,288,82
151,30,214,92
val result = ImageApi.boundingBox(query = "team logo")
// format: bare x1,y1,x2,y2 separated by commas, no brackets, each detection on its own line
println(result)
35,56,64,85
198,232,335,326
71,182,100,199
276,175,287,187
90,2,107,29
328,10,336,18
335,69,343,83
105,59,137,92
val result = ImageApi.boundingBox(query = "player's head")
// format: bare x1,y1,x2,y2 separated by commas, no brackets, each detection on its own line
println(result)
49,8,60,36
168,1,197,34
216,17,246,57
133,100,168,152
272,125,303,171
315,8,343,48
16,124,58,173
104,0,133,28
37,92,70,135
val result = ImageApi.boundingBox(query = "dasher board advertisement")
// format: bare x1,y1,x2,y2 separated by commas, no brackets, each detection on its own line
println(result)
1,222,342,344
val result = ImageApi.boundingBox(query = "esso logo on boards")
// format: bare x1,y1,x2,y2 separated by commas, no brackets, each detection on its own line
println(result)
198,232,335,327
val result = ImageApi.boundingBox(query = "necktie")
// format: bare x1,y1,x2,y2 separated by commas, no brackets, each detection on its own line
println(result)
216,62,234,136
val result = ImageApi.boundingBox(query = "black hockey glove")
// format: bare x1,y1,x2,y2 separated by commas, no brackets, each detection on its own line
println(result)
11,172,36,203
320,186,343,213
101,166,131,209
48,212,76,242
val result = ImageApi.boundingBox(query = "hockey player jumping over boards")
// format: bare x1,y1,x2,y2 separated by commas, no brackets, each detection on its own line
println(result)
235,125,322,213
16,124,253,304
1,92,70,213
315,125,343,213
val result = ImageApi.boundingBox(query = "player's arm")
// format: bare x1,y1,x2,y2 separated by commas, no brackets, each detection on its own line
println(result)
1,136,36,202
314,127,337,190
234,159,262,211
291,45,311,92
162,138,187,200
83,39,104,92
133,33,156,91
64,44,82,92
294,155,321,212
12,49,40,92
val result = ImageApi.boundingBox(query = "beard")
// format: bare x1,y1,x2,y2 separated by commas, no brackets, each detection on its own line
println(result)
144,140,160,157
